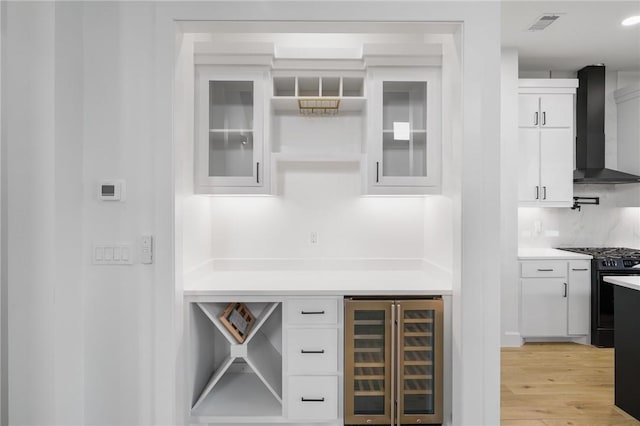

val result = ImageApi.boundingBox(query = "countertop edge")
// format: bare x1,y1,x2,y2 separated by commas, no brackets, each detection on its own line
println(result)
518,248,593,260
603,276,640,292
184,289,453,298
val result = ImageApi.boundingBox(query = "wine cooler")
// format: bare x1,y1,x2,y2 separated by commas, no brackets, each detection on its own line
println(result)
344,298,443,425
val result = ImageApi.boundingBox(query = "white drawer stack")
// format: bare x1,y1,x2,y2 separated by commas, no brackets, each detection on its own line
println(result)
284,297,342,421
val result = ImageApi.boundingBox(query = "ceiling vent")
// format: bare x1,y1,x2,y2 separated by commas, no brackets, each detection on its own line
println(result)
528,14,561,31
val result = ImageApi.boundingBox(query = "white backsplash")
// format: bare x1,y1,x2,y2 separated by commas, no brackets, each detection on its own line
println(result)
519,185,640,249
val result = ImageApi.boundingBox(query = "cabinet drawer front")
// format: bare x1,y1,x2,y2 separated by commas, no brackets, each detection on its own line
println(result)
288,376,338,420
287,298,338,325
521,261,566,278
287,328,337,374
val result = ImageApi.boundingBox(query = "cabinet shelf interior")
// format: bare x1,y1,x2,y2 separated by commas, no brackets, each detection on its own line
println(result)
190,371,283,418
190,302,283,418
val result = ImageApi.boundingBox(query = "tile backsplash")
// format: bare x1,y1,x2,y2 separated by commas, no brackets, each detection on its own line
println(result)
519,185,640,249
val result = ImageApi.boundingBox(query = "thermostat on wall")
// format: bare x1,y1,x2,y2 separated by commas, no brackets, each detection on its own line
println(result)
99,180,125,201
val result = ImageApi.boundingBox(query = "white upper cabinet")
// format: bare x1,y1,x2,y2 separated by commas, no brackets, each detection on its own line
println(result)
539,128,574,203
192,41,446,196
517,79,578,207
367,68,441,195
518,94,540,128
539,94,573,128
195,67,269,194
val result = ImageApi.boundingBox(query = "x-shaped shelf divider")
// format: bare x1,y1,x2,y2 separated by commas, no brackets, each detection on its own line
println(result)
192,302,282,411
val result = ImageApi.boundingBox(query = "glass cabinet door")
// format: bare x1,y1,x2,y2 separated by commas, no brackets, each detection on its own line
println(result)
397,300,443,425
196,69,264,192
368,68,441,193
344,300,392,425
208,80,255,179
381,81,427,179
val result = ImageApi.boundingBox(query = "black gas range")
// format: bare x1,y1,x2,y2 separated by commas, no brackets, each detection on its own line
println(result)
558,247,640,347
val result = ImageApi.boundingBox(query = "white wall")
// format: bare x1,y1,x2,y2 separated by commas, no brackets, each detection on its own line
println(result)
206,164,427,260
500,48,521,347
519,187,640,249
0,1,6,423
618,71,640,88
4,2,157,425
423,34,457,273
53,3,85,424
6,3,57,424
82,3,155,424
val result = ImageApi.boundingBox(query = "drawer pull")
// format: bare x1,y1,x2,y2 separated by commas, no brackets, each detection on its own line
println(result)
572,268,588,271
301,349,325,354
537,268,554,272
301,310,325,315
301,397,325,402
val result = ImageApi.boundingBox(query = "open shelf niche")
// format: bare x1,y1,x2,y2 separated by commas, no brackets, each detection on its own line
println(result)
189,301,283,420
270,74,366,166
272,75,366,113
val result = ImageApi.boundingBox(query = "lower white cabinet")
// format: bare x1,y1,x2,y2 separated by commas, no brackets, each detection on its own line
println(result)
186,295,342,424
521,278,569,337
520,259,590,339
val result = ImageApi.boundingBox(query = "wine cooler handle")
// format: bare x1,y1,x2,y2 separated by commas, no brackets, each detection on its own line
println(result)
390,303,395,425
396,303,402,426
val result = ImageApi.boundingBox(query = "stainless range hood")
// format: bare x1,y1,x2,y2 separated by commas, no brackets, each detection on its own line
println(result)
574,65,640,184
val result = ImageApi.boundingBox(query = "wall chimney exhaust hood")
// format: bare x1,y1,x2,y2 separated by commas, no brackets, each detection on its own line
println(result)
574,65,640,184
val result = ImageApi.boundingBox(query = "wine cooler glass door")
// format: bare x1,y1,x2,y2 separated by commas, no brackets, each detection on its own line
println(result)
345,300,392,425
397,300,443,425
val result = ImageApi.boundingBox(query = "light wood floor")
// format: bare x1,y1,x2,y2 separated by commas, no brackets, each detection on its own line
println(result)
501,342,640,425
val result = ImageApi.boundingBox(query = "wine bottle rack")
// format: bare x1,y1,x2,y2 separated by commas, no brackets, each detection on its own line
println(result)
189,301,282,418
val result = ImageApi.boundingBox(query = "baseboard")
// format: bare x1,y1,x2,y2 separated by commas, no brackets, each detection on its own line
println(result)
501,331,523,347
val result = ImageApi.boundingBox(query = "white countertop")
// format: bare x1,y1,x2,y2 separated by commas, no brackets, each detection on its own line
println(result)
603,276,640,292
184,262,452,297
518,248,593,260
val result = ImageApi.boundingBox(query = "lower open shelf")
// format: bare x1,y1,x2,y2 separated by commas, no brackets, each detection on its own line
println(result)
190,372,283,419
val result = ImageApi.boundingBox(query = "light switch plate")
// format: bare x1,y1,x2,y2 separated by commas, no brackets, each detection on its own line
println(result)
140,235,153,264
93,243,133,265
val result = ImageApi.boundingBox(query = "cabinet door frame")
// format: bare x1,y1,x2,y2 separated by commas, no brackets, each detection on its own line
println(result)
368,67,442,190
539,94,574,128
517,127,541,203
567,261,591,336
518,94,540,128
539,127,573,205
520,278,568,337
195,66,266,190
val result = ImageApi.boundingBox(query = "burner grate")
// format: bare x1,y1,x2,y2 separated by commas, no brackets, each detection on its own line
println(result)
558,247,640,259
